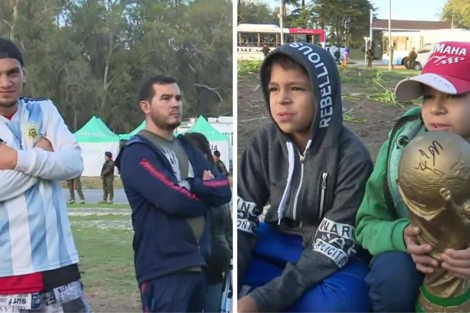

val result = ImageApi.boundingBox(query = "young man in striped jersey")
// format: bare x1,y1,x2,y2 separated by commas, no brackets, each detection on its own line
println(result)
0,37,92,312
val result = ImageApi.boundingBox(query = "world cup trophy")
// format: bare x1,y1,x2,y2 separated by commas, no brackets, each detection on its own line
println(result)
397,131,470,313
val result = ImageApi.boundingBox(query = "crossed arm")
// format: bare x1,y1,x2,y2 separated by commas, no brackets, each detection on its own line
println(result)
0,101,83,202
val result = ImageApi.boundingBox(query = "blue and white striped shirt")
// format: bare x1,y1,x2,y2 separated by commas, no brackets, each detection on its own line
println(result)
0,97,83,277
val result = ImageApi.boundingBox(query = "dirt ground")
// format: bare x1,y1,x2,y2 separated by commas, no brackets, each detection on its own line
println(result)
237,66,420,162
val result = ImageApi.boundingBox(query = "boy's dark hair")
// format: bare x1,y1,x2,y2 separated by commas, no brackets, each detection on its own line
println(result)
184,132,214,166
138,75,176,103
213,150,221,157
0,37,24,66
265,54,308,77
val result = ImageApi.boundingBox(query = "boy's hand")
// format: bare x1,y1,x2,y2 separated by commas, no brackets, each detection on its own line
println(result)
238,296,259,313
404,224,439,274
35,137,54,152
442,248,470,279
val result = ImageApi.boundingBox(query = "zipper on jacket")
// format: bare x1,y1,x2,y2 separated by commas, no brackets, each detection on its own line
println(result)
292,152,306,221
318,173,328,220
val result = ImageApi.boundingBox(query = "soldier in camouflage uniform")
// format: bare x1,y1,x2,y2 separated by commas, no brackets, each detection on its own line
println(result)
366,46,374,68
100,151,115,204
67,176,85,204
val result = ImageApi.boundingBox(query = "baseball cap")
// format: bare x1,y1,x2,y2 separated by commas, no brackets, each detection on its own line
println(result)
395,41,470,101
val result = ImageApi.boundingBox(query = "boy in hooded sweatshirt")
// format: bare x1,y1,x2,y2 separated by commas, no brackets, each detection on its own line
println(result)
356,41,470,312
237,42,374,312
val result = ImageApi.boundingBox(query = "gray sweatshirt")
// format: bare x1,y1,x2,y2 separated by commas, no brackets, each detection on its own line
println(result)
237,42,374,312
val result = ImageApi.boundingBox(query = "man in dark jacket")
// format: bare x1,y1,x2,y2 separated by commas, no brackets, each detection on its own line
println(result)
237,43,373,312
334,48,341,65
100,151,114,204
115,75,232,313
184,132,233,313
206,203,232,312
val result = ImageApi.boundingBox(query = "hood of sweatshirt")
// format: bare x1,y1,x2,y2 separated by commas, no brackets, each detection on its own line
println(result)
258,42,344,223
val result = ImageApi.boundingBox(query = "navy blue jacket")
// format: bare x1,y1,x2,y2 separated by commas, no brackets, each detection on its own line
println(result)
115,134,232,285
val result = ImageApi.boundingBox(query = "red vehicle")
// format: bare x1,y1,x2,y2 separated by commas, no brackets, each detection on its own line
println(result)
237,23,326,60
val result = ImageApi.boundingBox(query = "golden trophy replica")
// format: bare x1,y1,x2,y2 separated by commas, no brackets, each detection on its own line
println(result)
398,131,470,313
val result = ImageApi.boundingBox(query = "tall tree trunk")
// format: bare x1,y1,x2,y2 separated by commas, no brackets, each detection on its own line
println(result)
9,0,19,42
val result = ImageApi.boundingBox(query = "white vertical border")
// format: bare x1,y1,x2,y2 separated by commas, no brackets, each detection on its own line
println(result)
232,0,238,310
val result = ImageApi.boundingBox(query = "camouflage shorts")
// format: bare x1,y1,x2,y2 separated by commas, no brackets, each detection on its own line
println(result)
0,280,92,313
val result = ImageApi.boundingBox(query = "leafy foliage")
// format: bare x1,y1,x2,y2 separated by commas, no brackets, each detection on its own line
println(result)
0,0,233,133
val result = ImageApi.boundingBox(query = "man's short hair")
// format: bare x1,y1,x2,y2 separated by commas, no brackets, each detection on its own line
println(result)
138,75,177,103
265,54,308,77
0,37,24,66
213,150,221,157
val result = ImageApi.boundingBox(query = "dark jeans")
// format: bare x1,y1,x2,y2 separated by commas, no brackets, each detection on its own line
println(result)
365,251,424,312
140,272,207,312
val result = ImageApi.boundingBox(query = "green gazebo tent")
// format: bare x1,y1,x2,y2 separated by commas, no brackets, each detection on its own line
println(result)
74,116,120,176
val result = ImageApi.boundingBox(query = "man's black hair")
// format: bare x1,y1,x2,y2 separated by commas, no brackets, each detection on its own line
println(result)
138,75,177,103
265,54,308,77
213,150,221,157
184,132,214,166
0,37,24,66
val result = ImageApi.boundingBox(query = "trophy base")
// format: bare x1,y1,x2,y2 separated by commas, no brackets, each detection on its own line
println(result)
416,286,470,313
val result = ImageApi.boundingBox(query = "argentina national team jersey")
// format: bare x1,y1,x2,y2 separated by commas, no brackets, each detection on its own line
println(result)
0,97,83,277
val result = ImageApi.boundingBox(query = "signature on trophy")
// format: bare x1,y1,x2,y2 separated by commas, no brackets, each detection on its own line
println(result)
415,141,445,176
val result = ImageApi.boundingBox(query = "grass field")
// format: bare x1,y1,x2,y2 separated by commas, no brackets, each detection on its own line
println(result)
69,214,139,311
67,203,130,209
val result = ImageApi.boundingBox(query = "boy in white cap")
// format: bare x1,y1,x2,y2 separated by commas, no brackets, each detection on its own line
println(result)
356,41,470,312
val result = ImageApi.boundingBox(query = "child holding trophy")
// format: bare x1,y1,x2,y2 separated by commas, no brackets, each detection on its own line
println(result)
356,41,470,312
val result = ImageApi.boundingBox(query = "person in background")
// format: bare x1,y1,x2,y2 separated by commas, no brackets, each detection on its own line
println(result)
68,175,85,204
407,47,418,70
367,46,374,68
262,43,270,58
213,150,228,176
334,48,341,65
100,151,114,204
184,132,233,313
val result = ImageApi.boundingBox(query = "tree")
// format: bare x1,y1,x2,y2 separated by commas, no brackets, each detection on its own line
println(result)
310,0,374,47
440,0,470,28
238,1,277,24
0,0,232,132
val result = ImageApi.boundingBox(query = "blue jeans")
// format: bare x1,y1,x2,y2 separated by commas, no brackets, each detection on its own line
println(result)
365,251,424,312
204,283,223,313
242,223,371,312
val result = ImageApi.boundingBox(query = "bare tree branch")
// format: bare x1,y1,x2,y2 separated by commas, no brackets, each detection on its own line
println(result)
194,83,224,103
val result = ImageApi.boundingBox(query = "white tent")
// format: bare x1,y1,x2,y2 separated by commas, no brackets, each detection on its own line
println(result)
74,116,120,177
208,118,233,169
187,116,230,169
